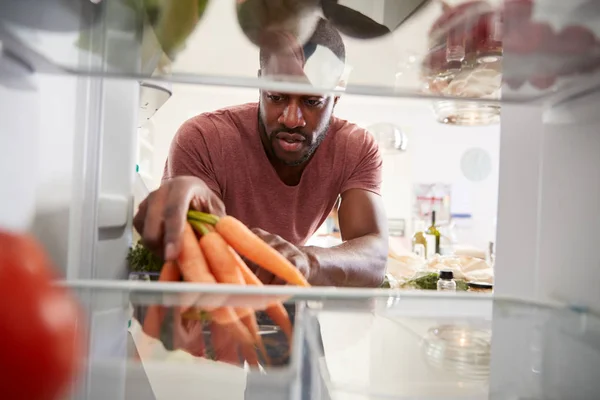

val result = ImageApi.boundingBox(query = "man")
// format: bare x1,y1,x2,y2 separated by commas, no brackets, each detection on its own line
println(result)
134,19,388,288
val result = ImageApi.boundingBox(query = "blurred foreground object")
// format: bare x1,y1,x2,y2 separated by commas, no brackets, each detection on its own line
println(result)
0,231,86,400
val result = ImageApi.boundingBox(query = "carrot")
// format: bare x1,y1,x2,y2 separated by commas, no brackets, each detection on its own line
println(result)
232,249,293,344
240,312,270,367
210,321,242,365
199,231,265,364
137,261,181,360
239,341,260,368
178,222,217,284
178,222,254,346
214,216,310,287
142,261,180,339
172,306,206,357
198,231,247,286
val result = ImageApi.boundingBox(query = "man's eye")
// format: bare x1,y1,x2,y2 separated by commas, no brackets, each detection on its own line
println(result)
305,99,323,107
268,94,284,102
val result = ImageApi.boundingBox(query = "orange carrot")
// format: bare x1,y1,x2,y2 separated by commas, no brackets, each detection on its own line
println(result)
210,321,242,365
142,261,180,339
199,231,265,364
178,223,254,345
178,222,217,284
239,341,260,368
172,307,206,357
199,231,247,285
232,248,293,343
239,312,270,367
215,216,310,287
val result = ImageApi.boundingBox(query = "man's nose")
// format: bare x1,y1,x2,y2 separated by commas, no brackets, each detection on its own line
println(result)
278,100,306,129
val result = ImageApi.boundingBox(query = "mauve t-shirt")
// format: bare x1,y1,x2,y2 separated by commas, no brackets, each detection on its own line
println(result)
162,102,382,246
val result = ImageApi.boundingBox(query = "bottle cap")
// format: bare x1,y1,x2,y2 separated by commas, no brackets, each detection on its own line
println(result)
439,270,453,280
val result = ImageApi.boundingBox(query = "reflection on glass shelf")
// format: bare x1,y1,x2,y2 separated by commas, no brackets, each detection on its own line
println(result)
63,281,600,399
1,0,600,104
421,324,492,381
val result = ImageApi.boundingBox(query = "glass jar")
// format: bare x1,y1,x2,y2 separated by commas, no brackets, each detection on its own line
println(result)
437,270,457,292
421,1,503,126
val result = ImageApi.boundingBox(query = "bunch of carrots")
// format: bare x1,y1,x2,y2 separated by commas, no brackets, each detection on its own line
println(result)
141,211,310,367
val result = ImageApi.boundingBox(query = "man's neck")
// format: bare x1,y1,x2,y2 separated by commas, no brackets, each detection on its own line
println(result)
268,154,307,187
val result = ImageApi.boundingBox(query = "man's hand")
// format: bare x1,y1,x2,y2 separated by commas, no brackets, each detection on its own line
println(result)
247,228,311,285
133,176,225,261
247,189,388,287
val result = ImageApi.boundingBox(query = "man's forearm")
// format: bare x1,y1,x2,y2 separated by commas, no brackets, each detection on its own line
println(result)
301,234,388,287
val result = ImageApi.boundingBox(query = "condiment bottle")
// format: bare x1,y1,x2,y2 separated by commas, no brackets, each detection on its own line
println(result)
437,270,457,292
411,220,428,258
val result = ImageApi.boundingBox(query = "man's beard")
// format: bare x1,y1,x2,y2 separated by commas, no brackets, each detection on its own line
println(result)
258,111,330,167
282,123,329,166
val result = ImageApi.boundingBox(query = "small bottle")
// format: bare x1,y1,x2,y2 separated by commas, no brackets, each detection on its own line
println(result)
426,210,442,255
437,270,457,292
411,220,428,258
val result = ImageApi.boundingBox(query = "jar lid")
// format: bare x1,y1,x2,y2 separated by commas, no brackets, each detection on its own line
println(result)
440,270,454,280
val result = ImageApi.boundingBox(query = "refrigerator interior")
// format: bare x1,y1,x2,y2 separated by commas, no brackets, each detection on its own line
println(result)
1,0,600,399
63,281,600,400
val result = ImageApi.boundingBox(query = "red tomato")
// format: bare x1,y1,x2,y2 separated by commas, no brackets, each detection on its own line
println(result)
504,22,554,54
503,0,533,26
0,231,85,400
529,74,557,90
552,26,597,55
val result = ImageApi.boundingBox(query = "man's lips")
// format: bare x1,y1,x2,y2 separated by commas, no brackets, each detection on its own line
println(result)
275,132,306,142
274,132,306,153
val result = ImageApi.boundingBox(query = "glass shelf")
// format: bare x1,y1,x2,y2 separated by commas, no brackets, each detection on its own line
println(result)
2,0,600,108
61,280,599,399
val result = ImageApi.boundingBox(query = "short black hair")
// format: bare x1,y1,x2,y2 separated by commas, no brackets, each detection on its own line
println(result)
259,18,346,70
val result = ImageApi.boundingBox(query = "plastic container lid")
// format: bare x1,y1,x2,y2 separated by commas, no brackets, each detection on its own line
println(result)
440,270,454,280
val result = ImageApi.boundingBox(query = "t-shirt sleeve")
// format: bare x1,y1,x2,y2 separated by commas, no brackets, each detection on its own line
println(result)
340,128,383,196
162,116,223,198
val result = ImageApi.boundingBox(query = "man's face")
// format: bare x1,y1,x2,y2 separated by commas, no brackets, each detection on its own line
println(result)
258,90,336,166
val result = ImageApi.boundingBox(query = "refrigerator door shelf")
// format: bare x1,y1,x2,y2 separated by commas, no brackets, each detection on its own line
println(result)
98,194,130,229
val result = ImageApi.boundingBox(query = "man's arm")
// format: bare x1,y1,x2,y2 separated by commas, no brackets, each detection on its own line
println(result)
303,188,388,287
251,188,388,288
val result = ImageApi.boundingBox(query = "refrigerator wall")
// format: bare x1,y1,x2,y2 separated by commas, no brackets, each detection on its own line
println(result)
492,75,600,400
495,94,600,313
0,50,40,234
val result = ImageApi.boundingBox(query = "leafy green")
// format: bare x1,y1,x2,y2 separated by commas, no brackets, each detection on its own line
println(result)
455,279,469,291
380,273,400,289
401,272,469,291
405,272,439,290
127,240,163,273
380,275,391,288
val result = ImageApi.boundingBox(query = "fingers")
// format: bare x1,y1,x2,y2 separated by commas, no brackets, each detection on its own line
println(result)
187,183,225,217
255,268,276,285
271,276,287,286
249,228,300,285
137,176,227,261
162,184,197,261
133,196,149,236
203,193,226,217
142,190,168,257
